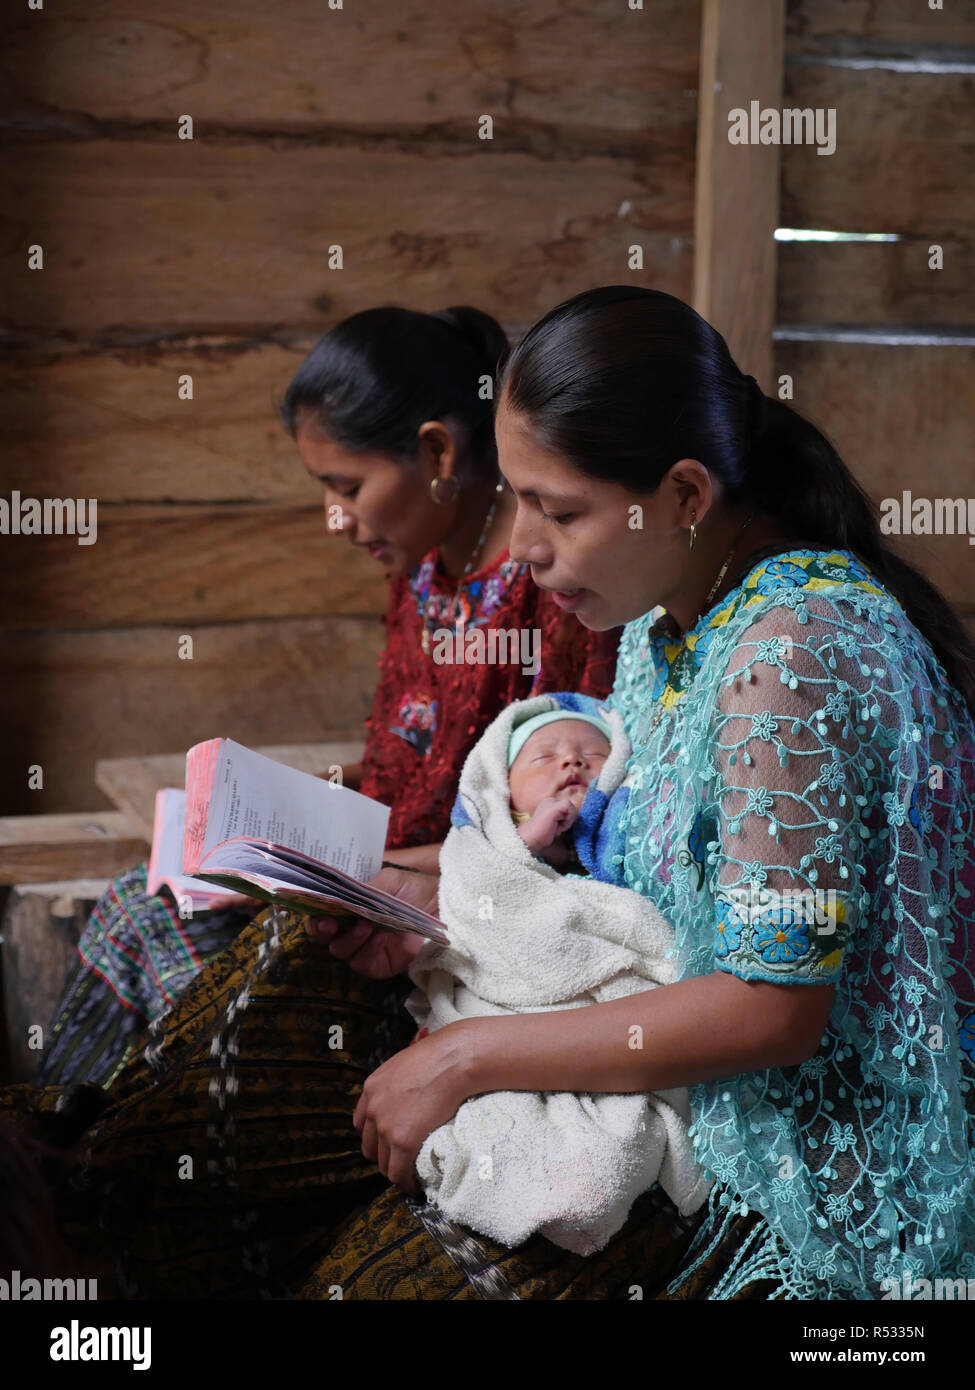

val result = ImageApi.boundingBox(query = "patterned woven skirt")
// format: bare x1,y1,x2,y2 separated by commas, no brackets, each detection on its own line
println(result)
4,908,782,1300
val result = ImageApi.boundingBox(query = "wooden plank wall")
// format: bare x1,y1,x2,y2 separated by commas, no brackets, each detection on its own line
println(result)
3,1,970,817
775,1,975,622
1,0,701,814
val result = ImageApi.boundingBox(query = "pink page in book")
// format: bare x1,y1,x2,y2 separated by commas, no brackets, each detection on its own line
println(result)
183,738,223,874
146,787,172,895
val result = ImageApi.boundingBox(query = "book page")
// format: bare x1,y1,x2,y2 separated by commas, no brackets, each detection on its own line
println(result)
147,788,193,895
148,788,248,907
186,739,389,881
184,739,222,869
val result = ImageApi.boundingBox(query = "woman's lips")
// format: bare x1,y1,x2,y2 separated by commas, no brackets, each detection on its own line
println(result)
551,587,585,612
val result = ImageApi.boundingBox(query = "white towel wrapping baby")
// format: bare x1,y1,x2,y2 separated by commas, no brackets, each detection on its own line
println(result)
405,693,712,1256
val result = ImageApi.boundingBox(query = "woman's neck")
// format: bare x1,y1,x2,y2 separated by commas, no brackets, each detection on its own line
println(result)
437,478,516,580
666,514,804,635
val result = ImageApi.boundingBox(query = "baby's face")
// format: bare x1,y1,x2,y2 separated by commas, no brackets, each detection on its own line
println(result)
509,720,611,817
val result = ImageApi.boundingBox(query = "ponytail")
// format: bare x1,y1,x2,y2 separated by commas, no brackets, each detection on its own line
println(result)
429,306,511,466
431,305,511,374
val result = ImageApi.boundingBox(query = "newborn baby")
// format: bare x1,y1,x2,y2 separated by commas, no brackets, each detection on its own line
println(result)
507,710,613,872
406,692,712,1255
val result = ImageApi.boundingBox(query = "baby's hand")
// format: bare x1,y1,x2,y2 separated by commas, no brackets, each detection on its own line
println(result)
518,790,584,854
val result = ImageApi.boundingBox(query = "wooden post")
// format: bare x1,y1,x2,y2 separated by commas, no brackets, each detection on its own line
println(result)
693,0,785,388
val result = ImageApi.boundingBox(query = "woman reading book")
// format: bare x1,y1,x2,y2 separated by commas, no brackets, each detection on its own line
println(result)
37,304,619,1089
10,285,975,1300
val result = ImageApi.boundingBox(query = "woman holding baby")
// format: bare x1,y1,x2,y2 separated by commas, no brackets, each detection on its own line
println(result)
10,286,975,1300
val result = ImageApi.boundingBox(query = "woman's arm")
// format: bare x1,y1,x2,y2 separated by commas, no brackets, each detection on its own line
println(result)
352,967,834,1195
459,970,835,1096
380,842,444,874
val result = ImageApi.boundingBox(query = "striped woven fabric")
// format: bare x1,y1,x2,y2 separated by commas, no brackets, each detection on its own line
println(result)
37,863,253,1089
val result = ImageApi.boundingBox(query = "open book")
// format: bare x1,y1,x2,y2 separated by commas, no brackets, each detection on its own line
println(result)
148,738,447,943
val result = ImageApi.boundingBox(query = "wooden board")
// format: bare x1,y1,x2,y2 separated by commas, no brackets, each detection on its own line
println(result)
788,0,975,51
693,0,785,386
0,343,321,504
3,337,613,515
780,67,975,238
772,340,975,609
0,504,389,629
777,239,975,326
0,814,146,885
1,0,701,131
97,740,367,839
0,615,383,817
3,142,694,340
1,881,108,1083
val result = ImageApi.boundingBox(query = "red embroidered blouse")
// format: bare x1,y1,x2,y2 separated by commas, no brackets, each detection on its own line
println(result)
358,546,621,849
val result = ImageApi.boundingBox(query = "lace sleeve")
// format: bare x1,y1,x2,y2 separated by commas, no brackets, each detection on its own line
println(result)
706,598,880,987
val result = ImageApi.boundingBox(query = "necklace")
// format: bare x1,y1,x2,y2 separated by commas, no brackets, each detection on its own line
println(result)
420,477,505,655
634,511,756,753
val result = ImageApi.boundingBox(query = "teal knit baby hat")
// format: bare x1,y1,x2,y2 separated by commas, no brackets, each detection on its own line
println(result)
507,710,612,767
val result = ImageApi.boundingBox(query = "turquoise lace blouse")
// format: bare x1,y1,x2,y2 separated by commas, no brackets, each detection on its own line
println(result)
606,548,975,1299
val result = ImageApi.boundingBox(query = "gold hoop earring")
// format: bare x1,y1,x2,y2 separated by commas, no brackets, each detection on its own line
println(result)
430,474,459,505
688,511,697,551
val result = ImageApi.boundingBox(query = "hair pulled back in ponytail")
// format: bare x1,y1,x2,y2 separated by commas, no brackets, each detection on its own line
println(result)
498,284,975,719
279,304,510,477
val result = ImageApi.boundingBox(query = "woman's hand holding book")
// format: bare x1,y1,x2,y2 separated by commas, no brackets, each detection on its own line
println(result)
306,863,440,978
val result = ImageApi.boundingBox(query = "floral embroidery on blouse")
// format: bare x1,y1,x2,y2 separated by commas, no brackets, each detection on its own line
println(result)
752,908,811,965
408,556,524,631
714,898,744,958
390,693,438,756
645,550,884,715
712,893,850,979
960,1012,975,1063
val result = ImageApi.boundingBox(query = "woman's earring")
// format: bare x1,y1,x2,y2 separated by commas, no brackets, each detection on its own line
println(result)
688,511,697,551
430,474,459,505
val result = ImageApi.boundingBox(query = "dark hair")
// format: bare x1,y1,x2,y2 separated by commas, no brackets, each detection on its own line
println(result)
498,284,975,720
279,305,510,476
